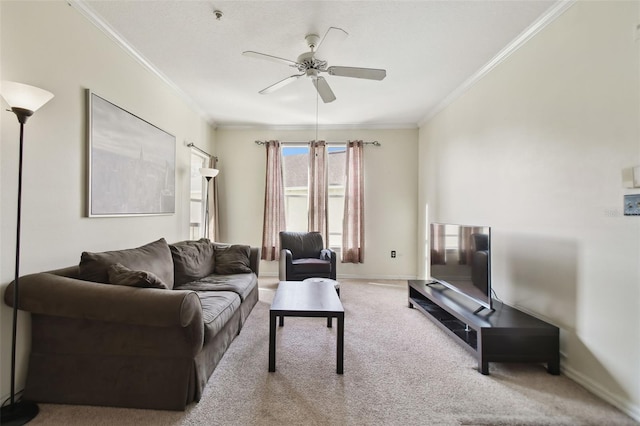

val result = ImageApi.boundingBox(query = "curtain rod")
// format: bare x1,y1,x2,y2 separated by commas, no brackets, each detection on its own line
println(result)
254,140,381,146
187,142,218,161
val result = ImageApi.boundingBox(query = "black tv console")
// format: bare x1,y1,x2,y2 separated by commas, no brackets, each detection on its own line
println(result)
408,280,560,375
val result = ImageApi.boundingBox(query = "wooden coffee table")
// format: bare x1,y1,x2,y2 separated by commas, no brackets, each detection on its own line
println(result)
269,280,344,374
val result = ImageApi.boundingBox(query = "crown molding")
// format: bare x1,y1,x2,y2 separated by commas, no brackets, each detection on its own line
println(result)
418,0,576,127
216,122,418,131
68,0,218,127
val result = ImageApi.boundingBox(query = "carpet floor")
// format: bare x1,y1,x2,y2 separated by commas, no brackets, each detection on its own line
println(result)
27,279,637,425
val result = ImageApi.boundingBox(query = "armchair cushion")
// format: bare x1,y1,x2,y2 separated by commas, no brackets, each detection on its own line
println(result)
291,258,332,275
280,231,324,259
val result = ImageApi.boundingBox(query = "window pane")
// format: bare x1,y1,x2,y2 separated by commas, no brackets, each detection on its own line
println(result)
282,146,309,232
190,151,208,239
328,147,345,250
281,145,346,250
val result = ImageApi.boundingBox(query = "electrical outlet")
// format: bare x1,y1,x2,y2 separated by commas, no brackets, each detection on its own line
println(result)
391,250,396,258
624,194,640,215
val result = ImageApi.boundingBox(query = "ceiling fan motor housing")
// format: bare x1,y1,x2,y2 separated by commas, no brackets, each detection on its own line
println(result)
296,51,328,73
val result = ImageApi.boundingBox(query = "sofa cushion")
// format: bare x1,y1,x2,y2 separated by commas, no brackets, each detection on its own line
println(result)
79,238,174,289
169,239,216,286
214,245,252,275
197,291,241,343
107,263,169,289
175,273,257,302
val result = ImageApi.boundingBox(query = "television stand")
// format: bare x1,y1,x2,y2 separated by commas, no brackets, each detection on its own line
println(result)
408,280,560,375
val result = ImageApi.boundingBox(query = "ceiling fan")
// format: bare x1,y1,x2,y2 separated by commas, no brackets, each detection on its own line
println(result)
242,27,386,103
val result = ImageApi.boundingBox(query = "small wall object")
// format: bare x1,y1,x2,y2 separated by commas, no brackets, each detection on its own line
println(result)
624,194,640,216
622,166,640,189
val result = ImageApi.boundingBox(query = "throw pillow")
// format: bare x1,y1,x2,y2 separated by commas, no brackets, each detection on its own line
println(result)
169,238,216,286
78,238,175,289
107,263,169,289
214,244,252,274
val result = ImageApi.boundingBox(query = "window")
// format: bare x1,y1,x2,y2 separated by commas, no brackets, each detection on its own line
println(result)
281,145,345,251
189,150,209,240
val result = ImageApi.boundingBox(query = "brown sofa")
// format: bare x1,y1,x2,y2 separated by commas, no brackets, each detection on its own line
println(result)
3,238,260,411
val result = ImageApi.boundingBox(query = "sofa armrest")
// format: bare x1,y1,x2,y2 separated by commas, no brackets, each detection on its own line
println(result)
249,247,261,276
4,272,202,329
279,249,293,281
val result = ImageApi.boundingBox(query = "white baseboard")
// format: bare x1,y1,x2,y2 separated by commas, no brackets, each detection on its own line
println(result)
561,364,640,422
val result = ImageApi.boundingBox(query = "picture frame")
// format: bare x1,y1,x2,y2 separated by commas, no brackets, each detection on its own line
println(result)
87,90,176,217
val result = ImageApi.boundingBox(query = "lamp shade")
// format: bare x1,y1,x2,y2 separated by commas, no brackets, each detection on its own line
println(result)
199,167,219,178
0,81,54,112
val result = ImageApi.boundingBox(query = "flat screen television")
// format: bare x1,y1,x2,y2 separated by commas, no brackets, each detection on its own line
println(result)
429,223,492,311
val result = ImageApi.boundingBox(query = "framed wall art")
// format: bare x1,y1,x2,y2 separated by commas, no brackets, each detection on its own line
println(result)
87,90,176,217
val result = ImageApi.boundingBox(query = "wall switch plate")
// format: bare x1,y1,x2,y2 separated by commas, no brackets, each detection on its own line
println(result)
624,194,640,216
391,250,396,258
621,166,640,188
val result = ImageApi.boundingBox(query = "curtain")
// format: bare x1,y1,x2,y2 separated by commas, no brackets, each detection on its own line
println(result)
207,156,220,241
342,140,364,263
261,140,286,261
308,140,328,244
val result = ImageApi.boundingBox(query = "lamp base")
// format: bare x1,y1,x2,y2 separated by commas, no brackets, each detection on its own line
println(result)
1,400,39,425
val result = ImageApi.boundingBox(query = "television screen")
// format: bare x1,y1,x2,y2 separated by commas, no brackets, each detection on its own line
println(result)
429,223,492,310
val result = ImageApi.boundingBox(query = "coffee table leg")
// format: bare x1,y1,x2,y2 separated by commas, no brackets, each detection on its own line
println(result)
327,316,332,328
269,312,276,372
337,313,344,374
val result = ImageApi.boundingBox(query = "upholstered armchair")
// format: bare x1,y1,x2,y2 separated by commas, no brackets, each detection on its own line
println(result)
279,231,336,281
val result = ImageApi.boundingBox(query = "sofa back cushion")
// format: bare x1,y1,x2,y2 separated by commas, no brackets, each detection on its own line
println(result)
79,238,175,289
214,244,252,275
169,239,216,286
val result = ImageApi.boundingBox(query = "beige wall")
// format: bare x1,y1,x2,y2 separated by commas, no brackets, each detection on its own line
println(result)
0,1,215,400
419,1,640,419
215,127,419,279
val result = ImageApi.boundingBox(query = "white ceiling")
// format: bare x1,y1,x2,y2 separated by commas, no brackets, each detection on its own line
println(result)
76,0,561,128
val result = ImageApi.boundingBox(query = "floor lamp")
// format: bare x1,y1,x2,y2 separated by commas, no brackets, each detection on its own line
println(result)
199,167,219,239
1,81,54,426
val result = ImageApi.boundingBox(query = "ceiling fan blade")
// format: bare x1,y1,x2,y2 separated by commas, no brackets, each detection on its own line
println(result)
314,27,348,57
327,66,387,81
259,74,304,94
313,77,336,103
242,51,298,67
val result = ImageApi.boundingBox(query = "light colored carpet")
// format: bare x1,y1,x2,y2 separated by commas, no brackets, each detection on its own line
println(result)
28,279,636,425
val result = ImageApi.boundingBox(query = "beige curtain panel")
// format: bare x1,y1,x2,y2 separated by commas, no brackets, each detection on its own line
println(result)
342,140,365,263
261,140,286,260
308,140,328,244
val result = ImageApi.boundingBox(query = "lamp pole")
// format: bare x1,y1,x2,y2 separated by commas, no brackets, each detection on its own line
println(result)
203,175,212,238
199,167,219,239
1,81,54,425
